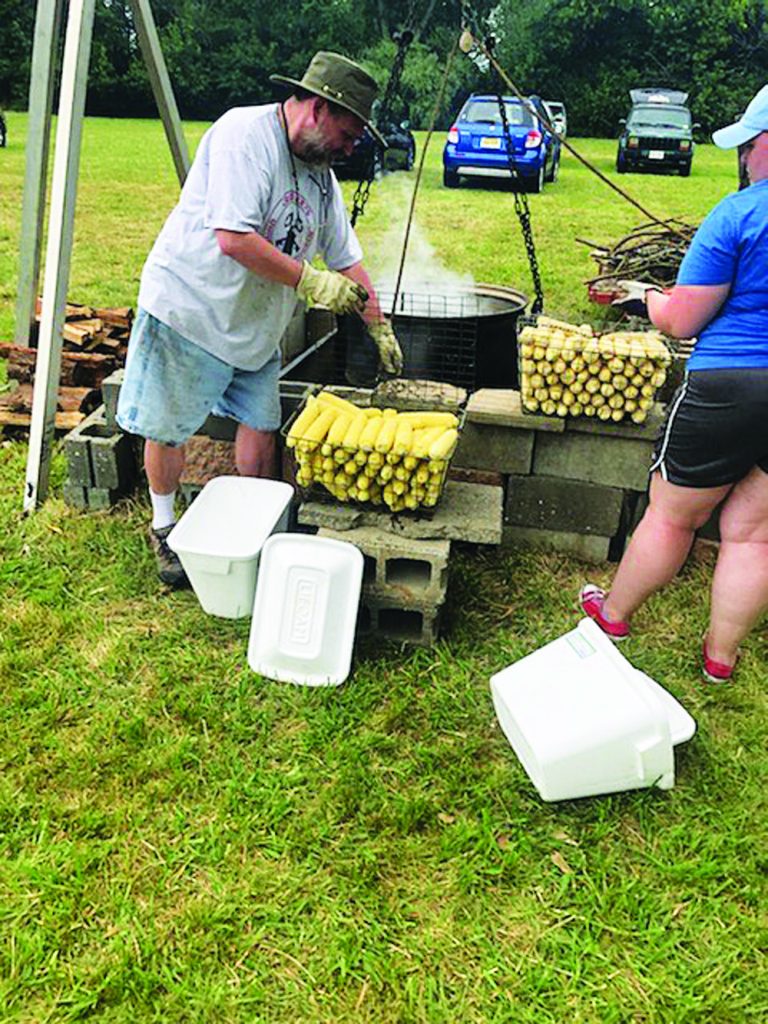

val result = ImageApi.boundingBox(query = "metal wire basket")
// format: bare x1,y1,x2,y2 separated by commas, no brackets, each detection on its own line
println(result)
516,312,674,425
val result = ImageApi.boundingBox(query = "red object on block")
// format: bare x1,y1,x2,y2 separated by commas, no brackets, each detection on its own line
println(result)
587,283,622,305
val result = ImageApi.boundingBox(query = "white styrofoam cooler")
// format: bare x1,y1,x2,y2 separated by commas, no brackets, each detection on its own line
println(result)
490,617,696,802
248,534,364,687
167,476,294,618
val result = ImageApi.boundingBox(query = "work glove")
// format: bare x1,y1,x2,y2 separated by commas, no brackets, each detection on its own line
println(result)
367,319,404,376
296,261,368,315
612,279,662,316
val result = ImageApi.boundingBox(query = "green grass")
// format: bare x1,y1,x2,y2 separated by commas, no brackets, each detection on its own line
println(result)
1,115,767,1022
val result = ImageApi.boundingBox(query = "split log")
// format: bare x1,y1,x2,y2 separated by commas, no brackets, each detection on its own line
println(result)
0,344,117,388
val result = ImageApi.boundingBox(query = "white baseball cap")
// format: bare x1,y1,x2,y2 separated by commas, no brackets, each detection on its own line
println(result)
712,83,768,148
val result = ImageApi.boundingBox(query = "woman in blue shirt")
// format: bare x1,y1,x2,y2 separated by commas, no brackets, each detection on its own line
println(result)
581,84,768,683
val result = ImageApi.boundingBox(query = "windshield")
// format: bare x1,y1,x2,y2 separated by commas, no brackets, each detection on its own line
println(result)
462,100,535,128
628,105,691,130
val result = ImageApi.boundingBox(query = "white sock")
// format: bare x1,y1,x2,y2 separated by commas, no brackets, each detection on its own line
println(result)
150,489,177,531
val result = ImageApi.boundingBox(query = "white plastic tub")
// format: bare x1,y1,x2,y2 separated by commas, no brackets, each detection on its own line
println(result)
167,476,294,618
248,534,364,686
490,617,696,801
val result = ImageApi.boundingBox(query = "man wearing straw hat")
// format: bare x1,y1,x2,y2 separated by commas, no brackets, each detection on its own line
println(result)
118,51,403,587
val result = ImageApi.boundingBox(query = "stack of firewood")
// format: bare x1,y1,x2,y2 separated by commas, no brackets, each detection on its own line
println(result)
0,301,133,430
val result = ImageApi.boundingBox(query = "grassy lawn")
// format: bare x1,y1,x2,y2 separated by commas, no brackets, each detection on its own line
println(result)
1,114,766,1022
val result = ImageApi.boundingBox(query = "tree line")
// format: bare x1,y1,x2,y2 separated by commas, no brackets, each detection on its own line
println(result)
2,1,766,136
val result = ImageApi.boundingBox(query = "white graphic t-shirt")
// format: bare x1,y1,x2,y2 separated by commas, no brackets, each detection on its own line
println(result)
139,103,363,370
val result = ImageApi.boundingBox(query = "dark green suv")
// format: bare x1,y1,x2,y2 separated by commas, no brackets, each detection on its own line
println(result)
616,89,696,176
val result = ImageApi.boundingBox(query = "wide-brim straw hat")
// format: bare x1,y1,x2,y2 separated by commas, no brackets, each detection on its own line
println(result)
271,50,387,147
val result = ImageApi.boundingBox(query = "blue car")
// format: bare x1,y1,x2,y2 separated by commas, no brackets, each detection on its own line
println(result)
443,93,560,192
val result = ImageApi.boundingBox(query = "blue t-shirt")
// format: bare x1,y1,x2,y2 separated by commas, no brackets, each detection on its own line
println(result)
677,178,768,370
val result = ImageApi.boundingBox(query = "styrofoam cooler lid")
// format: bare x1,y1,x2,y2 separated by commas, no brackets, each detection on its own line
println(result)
634,670,696,745
168,476,294,561
247,533,364,687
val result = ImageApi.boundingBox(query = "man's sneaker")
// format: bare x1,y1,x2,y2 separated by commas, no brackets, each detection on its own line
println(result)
702,638,736,683
148,525,189,589
579,584,630,640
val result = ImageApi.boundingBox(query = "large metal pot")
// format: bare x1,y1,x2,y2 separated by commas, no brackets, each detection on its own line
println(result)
344,282,529,390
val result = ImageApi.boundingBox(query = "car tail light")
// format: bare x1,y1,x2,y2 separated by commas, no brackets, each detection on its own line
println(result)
447,126,459,144
627,136,639,149
524,129,542,148
679,140,691,151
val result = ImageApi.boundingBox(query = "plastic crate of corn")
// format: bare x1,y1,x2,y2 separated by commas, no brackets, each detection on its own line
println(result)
284,389,460,513
518,315,672,424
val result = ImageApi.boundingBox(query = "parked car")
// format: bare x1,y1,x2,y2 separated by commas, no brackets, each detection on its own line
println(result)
442,93,560,192
616,88,697,176
333,118,416,180
543,100,567,138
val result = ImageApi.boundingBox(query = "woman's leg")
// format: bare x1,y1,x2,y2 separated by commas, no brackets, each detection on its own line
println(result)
603,472,731,623
706,466,768,666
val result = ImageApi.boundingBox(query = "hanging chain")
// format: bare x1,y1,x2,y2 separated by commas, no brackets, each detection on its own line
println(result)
350,28,414,227
494,71,545,313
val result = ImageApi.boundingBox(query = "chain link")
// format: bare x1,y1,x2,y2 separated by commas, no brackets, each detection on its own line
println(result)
350,30,414,227
495,91,545,314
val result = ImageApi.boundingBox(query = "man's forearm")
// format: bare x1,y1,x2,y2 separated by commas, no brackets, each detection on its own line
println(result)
215,229,302,288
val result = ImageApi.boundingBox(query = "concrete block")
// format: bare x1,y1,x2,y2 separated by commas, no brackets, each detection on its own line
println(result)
454,421,534,475
447,466,505,489
358,596,443,647
533,431,653,491
299,480,503,545
63,481,121,511
101,368,124,429
506,475,625,536
63,405,137,493
466,388,565,432
501,524,611,563
317,526,450,606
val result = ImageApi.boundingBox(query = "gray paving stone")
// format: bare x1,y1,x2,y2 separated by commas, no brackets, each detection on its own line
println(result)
299,480,503,545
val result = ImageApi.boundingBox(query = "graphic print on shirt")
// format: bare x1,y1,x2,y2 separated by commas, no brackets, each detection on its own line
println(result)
265,191,316,259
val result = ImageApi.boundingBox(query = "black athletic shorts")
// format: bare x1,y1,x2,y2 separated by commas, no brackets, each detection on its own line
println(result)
650,368,768,487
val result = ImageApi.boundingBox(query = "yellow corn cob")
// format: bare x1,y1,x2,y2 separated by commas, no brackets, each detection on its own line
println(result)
375,416,398,454
302,406,336,446
327,412,352,446
287,396,320,447
428,427,458,460
316,390,360,416
412,426,445,459
393,418,413,456
398,411,459,430
342,411,368,449
359,414,384,451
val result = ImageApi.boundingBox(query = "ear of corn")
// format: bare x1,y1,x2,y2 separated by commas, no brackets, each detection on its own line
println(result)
287,393,461,511
519,319,671,424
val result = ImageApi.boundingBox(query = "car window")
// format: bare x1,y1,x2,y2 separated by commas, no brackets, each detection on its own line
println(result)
462,100,534,127
627,105,691,129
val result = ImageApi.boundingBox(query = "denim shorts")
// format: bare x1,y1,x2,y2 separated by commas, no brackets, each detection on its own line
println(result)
650,368,768,487
116,309,282,446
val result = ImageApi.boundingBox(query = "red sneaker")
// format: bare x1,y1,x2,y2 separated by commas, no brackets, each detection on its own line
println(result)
702,639,736,683
579,584,630,641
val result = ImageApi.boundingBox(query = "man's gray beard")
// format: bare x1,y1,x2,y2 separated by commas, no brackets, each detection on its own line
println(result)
295,126,333,169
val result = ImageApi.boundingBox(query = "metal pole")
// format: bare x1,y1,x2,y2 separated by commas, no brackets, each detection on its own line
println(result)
13,0,65,348
24,0,96,512
130,0,190,185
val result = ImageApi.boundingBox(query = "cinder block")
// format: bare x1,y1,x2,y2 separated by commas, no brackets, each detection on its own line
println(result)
533,431,653,491
454,421,534,474
358,596,443,647
506,475,625,536
101,368,124,430
63,481,122,511
317,526,450,606
501,524,612,563
565,402,665,442
63,405,137,493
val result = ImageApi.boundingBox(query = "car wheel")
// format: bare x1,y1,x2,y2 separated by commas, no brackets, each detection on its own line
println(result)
443,168,459,188
680,162,691,177
526,163,544,193
616,152,627,174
